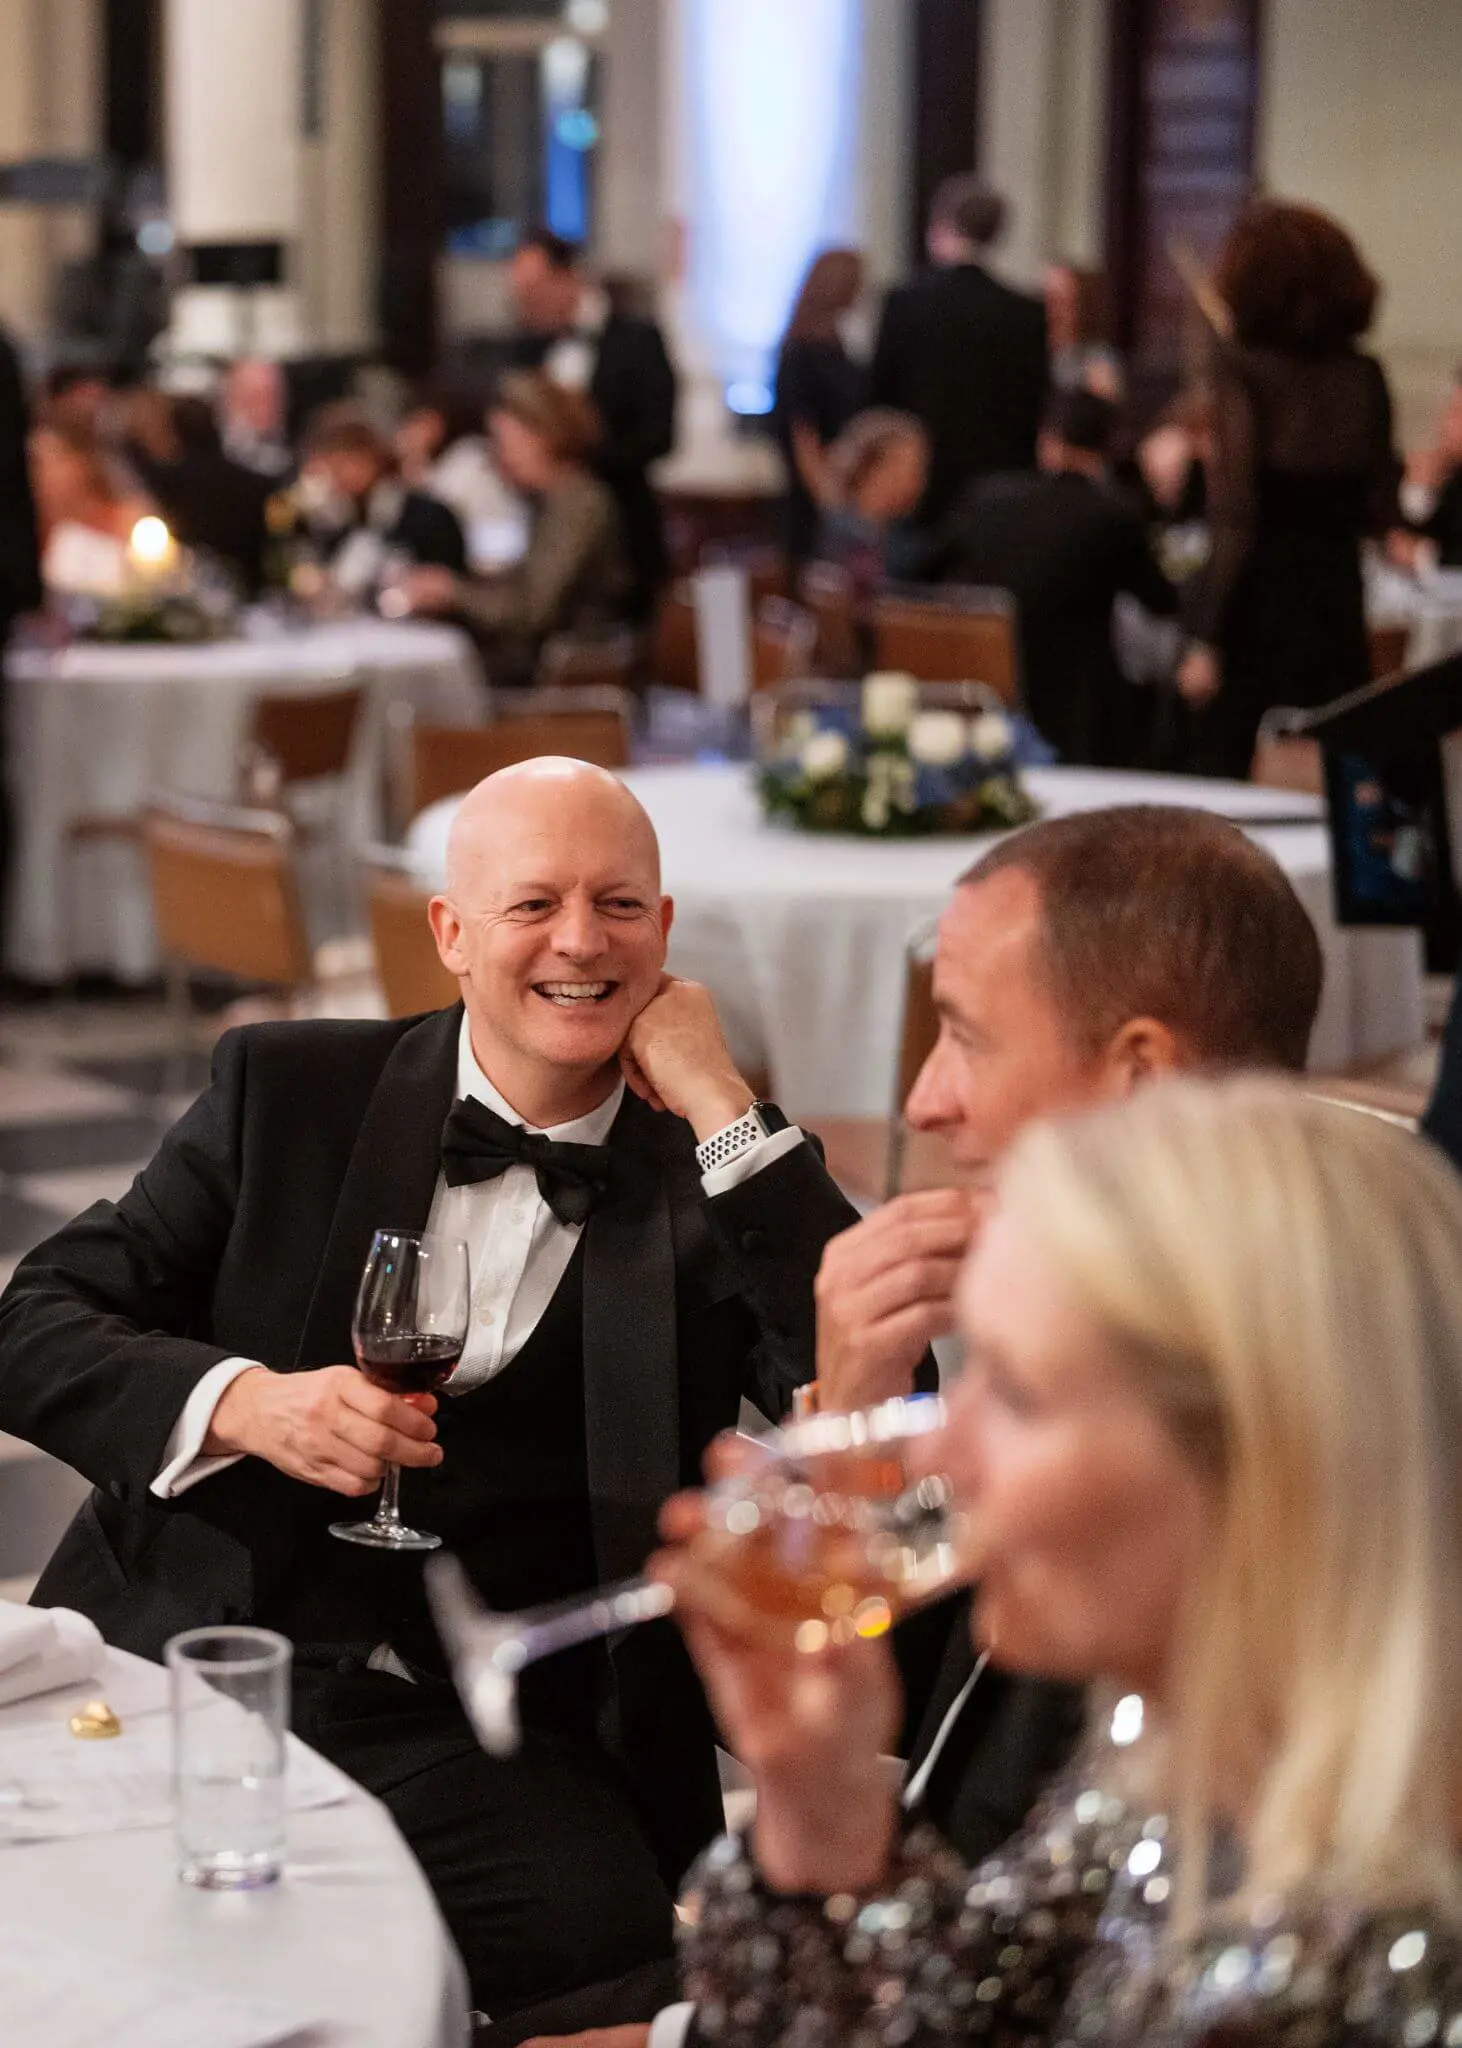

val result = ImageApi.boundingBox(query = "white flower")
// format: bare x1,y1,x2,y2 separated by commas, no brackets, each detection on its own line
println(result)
861,787,891,830
907,710,968,767
800,729,850,781
861,671,918,737
969,710,1016,763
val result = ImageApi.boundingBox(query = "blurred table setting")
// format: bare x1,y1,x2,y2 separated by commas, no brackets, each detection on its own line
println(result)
5,612,483,983
409,760,1424,1116
0,1608,470,2048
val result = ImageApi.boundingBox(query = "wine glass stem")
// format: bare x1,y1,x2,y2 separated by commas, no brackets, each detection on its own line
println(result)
376,1461,404,1528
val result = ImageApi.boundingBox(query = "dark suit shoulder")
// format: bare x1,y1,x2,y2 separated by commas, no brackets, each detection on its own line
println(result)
212,1009,457,1100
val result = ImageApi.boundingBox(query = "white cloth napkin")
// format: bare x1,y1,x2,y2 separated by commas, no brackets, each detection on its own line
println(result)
0,1601,105,1707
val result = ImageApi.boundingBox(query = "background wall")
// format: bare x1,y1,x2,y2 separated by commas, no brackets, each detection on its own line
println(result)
1260,0,1462,440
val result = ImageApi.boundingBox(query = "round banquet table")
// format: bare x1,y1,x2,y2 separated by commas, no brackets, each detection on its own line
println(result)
0,1645,470,2048
1367,560,1462,668
5,616,484,983
408,763,1425,1118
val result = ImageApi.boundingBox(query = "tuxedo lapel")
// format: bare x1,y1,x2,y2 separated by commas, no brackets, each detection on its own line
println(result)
581,1091,680,1583
294,1006,462,1367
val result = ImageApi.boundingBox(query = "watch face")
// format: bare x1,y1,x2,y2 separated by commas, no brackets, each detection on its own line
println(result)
753,1101,789,1136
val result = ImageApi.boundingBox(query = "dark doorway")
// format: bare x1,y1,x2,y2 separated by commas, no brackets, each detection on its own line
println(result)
911,0,984,253
379,0,444,374
104,0,161,171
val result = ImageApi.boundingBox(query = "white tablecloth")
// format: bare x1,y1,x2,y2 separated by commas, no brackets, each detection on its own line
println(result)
6,618,484,982
0,1646,470,2048
408,764,1425,1116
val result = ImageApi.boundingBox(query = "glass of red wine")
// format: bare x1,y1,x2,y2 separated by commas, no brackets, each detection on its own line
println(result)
329,1229,470,1553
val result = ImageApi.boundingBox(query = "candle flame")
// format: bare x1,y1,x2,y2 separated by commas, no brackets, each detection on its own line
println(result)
129,516,173,567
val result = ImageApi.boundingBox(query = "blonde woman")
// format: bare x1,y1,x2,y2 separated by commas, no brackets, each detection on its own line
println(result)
660,1078,1462,2047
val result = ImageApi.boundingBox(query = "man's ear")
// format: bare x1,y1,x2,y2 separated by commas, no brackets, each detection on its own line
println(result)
428,895,467,976
659,893,675,946
1100,1016,1184,1096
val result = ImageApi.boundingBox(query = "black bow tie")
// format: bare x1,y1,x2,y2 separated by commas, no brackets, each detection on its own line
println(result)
440,1097,613,1227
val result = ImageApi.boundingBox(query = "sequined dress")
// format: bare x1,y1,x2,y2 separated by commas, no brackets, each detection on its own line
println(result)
681,1746,1462,2048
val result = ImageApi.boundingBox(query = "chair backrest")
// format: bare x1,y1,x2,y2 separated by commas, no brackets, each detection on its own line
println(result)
144,800,313,988
872,587,1020,705
1250,707,1324,795
536,629,642,693
798,560,861,678
751,597,818,692
651,580,700,692
409,704,632,819
365,863,461,1017
248,681,364,785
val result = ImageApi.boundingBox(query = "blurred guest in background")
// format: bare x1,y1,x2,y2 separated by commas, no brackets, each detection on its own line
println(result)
0,322,41,967
30,418,153,594
130,395,273,597
774,248,867,569
403,371,631,685
925,390,1176,766
1179,200,1401,780
395,386,526,571
1132,386,1213,528
1044,259,1123,400
670,1076,1462,2048
220,356,294,481
870,177,1048,530
39,363,111,440
298,405,466,602
801,408,929,610
509,227,676,616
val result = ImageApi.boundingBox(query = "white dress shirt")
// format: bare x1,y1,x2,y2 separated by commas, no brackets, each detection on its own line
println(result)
543,285,609,394
152,1014,803,1497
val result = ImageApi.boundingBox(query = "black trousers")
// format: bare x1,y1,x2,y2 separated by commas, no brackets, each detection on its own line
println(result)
293,1662,677,2020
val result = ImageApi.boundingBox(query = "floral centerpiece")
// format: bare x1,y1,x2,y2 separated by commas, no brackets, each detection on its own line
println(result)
81,517,237,645
758,673,1040,838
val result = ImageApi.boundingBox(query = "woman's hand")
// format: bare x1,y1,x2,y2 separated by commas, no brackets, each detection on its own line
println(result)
652,1446,903,1894
1177,643,1222,706
399,566,461,616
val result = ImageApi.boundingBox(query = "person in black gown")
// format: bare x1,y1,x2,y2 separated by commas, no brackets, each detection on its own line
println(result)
772,248,866,570
1178,200,1401,781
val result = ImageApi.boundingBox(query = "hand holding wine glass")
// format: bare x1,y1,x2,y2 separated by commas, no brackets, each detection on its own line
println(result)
331,1229,471,1553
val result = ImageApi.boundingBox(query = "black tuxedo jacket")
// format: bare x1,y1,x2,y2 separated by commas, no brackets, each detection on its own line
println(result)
515,314,677,605
0,324,40,632
926,469,1178,765
3,1008,855,1859
870,264,1049,524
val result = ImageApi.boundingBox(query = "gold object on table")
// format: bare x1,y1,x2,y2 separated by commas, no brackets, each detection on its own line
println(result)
68,1699,122,1740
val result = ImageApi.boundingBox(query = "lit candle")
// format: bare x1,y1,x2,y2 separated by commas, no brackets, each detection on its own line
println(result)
128,516,178,580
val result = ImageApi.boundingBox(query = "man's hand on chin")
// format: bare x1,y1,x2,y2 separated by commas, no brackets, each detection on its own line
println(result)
619,975,754,1140
518,2028,649,2048
204,1364,444,1494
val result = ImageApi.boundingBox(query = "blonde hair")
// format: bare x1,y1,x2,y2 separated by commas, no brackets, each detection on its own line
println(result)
998,1076,1462,1928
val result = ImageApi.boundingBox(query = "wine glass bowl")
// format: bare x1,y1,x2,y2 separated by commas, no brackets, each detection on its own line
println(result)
330,1229,471,1553
428,1395,968,1756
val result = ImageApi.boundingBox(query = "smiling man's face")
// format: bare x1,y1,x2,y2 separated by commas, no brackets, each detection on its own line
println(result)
430,761,672,1122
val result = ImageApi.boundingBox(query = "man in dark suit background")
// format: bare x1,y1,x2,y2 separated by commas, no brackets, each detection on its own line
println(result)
509,228,677,617
0,760,856,2021
870,175,1049,530
0,323,42,970
925,390,1178,765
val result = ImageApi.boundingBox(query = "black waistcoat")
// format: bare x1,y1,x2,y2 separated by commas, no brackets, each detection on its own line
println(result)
262,1242,604,1736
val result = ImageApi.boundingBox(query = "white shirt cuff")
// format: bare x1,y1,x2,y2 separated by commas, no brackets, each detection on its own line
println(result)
150,1356,262,1498
699,1124,805,1199
648,2002,697,2048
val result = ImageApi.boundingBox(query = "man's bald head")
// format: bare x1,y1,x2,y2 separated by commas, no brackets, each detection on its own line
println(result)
429,758,673,1122
444,758,661,906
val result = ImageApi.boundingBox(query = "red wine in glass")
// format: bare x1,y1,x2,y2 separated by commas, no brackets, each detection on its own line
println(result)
331,1229,470,1553
355,1333,464,1397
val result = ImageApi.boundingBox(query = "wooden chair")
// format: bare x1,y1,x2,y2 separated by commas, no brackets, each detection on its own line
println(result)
872,587,1020,706
1250,709,1324,795
1368,621,1411,680
408,696,633,819
798,560,862,677
245,681,364,790
751,598,818,692
536,629,642,693
650,580,700,692
364,858,460,1017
